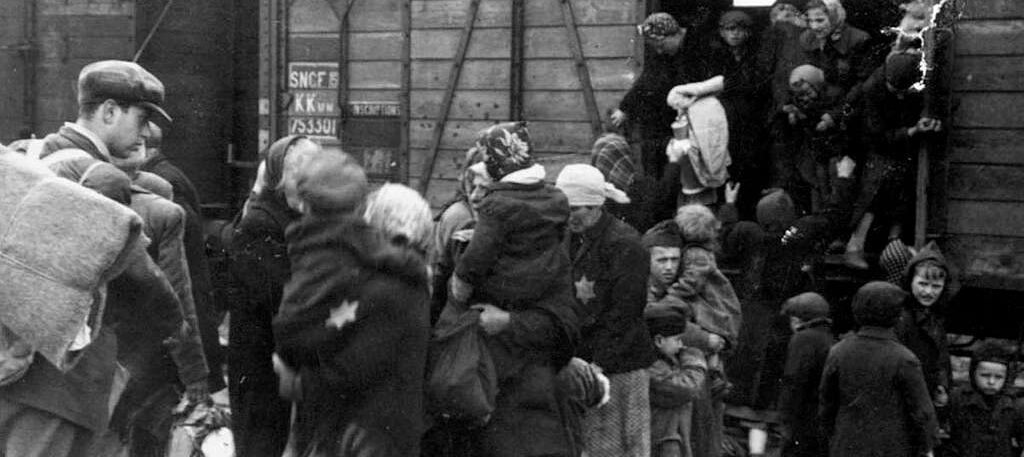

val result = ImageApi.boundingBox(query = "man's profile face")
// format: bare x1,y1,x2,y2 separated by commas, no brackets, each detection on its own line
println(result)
649,246,681,286
106,104,153,158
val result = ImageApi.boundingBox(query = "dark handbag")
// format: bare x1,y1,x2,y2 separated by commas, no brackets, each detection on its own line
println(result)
426,308,497,425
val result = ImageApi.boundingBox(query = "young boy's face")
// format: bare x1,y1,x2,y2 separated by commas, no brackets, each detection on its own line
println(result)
911,273,945,307
720,25,750,48
974,361,1008,395
654,333,686,358
650,246,682,287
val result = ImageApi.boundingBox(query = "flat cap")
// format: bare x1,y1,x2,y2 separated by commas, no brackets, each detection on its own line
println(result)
78,60,172,122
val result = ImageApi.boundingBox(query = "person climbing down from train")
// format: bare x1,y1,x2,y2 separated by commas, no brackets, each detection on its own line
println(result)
447,121,580,457
704,10,772,219
766,64,847,216
613,12,730,181
843,50,942,270
944,340,1024,457
895,240,957,443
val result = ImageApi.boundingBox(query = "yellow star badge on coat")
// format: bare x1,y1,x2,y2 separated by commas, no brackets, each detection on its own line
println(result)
325,300,359,330
575,275,596,303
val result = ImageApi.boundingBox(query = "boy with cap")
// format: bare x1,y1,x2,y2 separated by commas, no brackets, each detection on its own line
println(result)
819,281,938,457
945,341,1024,457
778,292,834,457
555,163,655,457
25,60,171,162
644,303,708,457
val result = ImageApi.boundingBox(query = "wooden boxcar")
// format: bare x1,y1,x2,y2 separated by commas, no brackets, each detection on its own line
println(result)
0,0,1020,334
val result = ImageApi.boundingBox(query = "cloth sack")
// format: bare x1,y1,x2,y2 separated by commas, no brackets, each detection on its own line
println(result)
679,96,731,191
426,307,497,424
0,152,142,371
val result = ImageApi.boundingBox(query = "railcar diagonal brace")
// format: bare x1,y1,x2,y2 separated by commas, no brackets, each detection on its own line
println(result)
329,0,359,144
559,0,602,140
133,0,176,62
419,0,482,194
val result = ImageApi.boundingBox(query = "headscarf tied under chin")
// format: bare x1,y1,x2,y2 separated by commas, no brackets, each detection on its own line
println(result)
260,135,307,196
476,122,534,181
46,151,132,205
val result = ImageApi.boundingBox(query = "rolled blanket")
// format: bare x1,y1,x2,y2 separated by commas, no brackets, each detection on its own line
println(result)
0,152,143,371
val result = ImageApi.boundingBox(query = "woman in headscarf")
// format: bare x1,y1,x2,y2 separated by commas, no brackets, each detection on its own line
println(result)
799,0,872,99
445,121,580,457
431,146,488,325
227,135,312,457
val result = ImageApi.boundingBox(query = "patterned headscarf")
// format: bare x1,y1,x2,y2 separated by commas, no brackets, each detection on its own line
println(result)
476,121,534,181
639,12,680,40
590,133,635,193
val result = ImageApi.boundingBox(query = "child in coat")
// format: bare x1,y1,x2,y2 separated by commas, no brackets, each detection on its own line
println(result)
895,241,955,438
778,292,834,457
819,281,938,457
945,341,1024,457
645,303,708,457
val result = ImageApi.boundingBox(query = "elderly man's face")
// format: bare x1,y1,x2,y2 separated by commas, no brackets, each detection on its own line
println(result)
649,246,681,286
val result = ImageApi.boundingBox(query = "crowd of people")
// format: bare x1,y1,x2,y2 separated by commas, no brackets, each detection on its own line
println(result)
1,1,1022,457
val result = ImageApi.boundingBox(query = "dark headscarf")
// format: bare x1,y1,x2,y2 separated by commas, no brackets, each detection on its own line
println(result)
476,121,534,181
247,135,307,224
852,281,907,328
48,155,132,205
259,134,307,198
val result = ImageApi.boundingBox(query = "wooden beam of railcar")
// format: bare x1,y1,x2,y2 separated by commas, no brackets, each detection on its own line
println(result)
559,0,602,139
419,0,482,193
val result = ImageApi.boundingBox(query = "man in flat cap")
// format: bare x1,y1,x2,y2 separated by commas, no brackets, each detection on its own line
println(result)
28,60,171,162
1,60,194,457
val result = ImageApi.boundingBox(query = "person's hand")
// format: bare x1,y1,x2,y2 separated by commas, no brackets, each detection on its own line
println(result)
920,117,942,132
610,109,628,127
666,138,692,164
707,333,726,353
471,304,511,335
816,113,836,131
185,380,211,405
272,353,301,401
451,228,475,243
724,182,740,204
836,155,856,178
668,84,700,110
450,275,473,304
